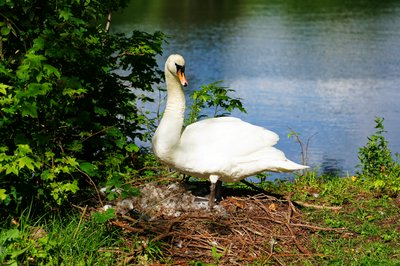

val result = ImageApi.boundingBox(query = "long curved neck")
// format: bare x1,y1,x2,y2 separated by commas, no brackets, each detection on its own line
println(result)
152,68,185,159
164,70,186,118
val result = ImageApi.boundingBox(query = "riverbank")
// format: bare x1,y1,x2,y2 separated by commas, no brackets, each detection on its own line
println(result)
2,172,400,265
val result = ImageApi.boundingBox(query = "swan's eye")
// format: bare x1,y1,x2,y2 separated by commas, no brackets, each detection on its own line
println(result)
175,63,185,74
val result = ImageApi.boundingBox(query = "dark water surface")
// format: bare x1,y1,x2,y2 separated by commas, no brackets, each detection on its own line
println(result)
113,0,400,175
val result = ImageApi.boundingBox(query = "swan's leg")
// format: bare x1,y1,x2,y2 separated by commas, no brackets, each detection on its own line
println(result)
215,180,222,202
209,175,219,209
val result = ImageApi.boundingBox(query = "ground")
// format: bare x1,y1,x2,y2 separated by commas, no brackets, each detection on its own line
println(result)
103,181,355,265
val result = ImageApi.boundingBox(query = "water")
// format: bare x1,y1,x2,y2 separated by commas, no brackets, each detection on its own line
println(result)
112,0,400,175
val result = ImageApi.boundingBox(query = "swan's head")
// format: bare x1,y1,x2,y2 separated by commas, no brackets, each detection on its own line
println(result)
166,54,188,87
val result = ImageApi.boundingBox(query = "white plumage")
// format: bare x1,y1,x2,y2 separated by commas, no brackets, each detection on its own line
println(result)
152,54,309,209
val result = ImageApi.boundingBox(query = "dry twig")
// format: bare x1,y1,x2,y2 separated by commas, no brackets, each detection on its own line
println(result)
102,185,345,265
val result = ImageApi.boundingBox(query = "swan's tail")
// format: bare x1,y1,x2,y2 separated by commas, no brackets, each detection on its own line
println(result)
273,159,309,172
240,147,310,172
228,147,310,179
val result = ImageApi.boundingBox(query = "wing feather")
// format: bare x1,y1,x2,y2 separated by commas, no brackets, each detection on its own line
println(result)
179,117,279,158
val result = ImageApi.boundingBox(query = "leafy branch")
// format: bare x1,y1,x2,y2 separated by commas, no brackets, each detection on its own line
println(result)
186,81,246,125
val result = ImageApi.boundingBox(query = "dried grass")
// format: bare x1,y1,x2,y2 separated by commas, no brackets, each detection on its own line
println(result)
109,184,345,265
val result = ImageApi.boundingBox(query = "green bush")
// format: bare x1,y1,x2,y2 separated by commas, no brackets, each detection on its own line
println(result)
0,0,164,212
357,117,400,194
357,117,393,178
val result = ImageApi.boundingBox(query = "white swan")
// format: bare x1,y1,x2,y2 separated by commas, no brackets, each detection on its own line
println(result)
152,54,309,209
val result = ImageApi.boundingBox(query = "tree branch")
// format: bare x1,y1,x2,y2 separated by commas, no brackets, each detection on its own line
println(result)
105,11,112,32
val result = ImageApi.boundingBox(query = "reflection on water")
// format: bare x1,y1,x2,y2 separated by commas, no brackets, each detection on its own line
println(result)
112,0,400,175
320,157,345,176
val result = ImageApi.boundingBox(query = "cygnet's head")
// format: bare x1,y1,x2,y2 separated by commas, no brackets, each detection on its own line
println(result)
165,54,188,87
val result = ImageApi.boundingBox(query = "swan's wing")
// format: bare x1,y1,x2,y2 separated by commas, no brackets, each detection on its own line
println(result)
179,117,279,157
172,117,306,179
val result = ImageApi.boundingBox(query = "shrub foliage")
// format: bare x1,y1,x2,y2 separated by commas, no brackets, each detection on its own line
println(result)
0,0,164,211
357,117,400,193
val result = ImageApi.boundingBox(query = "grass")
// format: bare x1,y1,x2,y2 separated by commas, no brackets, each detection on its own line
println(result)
0,208,124,265
286,173,400,265
0,205,170,265
1,173,399,265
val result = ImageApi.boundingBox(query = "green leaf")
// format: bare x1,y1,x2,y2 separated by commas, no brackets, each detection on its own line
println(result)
5,165,18,175
85,36,100,45
3,228,20,240
16,64,30,81
10,245,30,259
31,37,45,52
125,143,139,153
25,54,47,66
24,83,52,97
16,144,33,155
68,140,83,153
0,188,7,201
0,83,11,95
62,88,87,97
43,64,61,78
79,162,97,176
121,185,140,198
63,156,79,167
211,246,223,261
59,9,72,21
1,26,10,36
41,170,56,181
92,208,116,224
106,127,121,138
94,106,108,116
16,157,37,171
50,180,79,204
21,102,38,118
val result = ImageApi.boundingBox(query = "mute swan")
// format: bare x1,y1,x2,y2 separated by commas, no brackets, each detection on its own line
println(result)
152,54,309,209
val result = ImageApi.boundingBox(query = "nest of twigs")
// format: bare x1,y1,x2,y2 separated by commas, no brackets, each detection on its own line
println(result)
102,182,344,265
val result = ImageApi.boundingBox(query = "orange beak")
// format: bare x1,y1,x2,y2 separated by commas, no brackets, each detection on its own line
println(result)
177,69,188,87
